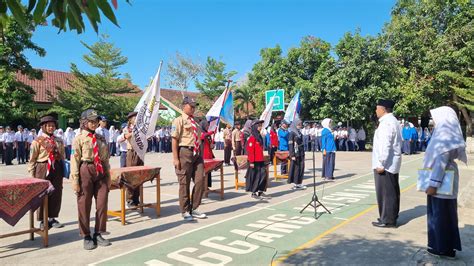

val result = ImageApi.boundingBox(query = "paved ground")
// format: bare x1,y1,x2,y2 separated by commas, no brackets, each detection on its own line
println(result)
1,150,472,265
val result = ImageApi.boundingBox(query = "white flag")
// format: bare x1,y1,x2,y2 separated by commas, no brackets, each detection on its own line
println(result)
131,62,163,161
260,95,275,129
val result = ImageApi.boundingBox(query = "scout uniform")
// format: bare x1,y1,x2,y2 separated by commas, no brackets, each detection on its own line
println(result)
71,109,111,250
231,123,242,156
171,97,206,220
124,111,143,207
28,116,66,228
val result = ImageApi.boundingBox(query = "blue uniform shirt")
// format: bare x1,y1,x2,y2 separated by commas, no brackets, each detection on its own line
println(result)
278,128,289,151
321,128,336,152
402,126,411,140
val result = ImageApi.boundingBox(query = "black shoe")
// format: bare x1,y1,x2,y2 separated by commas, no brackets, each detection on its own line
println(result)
84,235,97,250
371,221,397,228
127,201,138,208
50,218,64,228
427,248,456,259
93,233,111,247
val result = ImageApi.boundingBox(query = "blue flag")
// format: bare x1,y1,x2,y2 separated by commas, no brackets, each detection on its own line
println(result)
284,91,301,123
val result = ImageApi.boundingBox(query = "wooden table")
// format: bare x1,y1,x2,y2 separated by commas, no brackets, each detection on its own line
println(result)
273,151,291,181
0,178,51,247
107,166,161,225
233,155,270,190
204,159,225,200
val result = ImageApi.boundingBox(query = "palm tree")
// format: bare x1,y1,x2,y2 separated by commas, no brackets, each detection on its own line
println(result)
234,85,256,117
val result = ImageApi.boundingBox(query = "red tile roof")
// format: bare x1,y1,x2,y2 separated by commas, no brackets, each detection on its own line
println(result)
16,69,72,103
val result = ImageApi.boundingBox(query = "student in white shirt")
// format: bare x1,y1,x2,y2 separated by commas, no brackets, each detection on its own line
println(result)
117,123,128,168
4,126,15,165
357,127,366,151
108,126,117,156
15,125,28,164
0,126,4,164
64,127,75,160
372,99,402,228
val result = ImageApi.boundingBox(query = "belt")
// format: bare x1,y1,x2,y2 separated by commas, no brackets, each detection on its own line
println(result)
81,160,94,164
179,146,194,150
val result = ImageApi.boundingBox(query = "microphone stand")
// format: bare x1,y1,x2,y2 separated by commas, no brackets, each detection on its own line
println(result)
299,138,331,219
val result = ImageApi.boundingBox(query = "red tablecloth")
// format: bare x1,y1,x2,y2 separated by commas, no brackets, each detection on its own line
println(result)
0,178,53,226
275,151,289,162
110,166,161,189
204,159,224,174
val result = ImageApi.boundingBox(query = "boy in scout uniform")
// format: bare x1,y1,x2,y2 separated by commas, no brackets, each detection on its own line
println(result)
28,115,66,229
71,109,111,250
122,111,143,207
172,97,206,221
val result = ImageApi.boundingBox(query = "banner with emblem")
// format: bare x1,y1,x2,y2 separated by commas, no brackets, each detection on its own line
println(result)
131,62,163,161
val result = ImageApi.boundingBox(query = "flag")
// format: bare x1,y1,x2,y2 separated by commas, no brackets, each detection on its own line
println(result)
131,62,163,161
283,90,301,123
260,95,275,129
220,90,234,126
206,88,233,132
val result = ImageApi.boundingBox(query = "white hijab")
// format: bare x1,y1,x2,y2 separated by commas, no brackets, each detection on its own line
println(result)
423,106,467,168
321,118,332,129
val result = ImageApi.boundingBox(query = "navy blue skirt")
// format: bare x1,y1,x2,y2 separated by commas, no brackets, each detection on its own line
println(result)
322,152,335,178
427,195,462,253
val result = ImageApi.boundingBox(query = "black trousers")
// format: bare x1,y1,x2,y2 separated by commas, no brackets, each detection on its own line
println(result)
224,140,232,164
288,156,304,184
374,170,400,224
17,141,26,163
0,143,4,164
5,143,13,165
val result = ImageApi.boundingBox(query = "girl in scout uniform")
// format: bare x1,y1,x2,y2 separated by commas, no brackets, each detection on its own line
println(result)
71,109,111,250
28,115,65,229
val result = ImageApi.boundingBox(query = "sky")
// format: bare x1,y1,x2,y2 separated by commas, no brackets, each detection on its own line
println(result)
26,0,396,91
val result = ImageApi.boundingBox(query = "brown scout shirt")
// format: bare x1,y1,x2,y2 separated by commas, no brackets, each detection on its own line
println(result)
171,113,201,147
232,128,241,148
28,133,66,176
70,130,111,185
123,126,134,150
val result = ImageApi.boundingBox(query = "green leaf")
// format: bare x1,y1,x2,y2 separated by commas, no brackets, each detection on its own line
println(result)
66,0,84,30
96,0,119,26
6,0,27,28
27,0,36,12
32,0,47,23
0,1,7,13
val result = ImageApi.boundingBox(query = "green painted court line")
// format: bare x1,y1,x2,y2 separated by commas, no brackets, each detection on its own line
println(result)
93,156,423,266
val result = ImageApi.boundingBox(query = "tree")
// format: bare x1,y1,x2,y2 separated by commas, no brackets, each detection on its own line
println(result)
312,32,397,124
166,52,202,96
234,84,257,117
0,15,45,125
384,0,473,140
195,56,236,100
50,35,138,122
1,0,128,34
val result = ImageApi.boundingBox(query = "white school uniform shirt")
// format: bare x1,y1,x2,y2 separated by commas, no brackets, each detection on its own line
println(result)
357,129,366,141
316,128,322,137
349,129,357,141
0,132,5,143
64,131,75,146
372,113,402,174
14,131,27,142
309,127,317,137
117,133,128,152
4,132,15,143
95,127,109,144
28,132,37,143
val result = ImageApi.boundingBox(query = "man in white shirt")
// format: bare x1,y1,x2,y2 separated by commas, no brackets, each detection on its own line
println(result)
95,116,109,145
372,99,402,228
357,127,366,151
117,123,129,167
3,126,15,165
15,125,28,164
0,126,4,164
